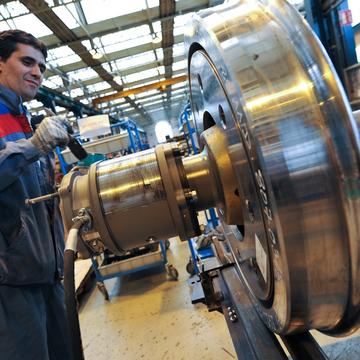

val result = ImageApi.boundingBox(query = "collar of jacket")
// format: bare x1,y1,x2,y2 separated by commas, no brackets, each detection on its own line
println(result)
0,84,24,115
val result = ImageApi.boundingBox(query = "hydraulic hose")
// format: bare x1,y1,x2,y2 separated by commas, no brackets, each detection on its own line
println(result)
64,218,88,360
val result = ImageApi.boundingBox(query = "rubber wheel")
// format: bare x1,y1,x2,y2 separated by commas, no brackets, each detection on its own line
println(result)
166,264,179,280
186,259,196,276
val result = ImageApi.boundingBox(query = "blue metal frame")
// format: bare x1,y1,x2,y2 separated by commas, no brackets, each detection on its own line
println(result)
57,118,148,173
110,119,149,153
205,208,219,229
178,102,198,155
55,146,68,175
304,0,357,85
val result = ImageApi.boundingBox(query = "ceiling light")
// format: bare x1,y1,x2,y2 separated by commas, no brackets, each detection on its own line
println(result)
90,48,103,59
113,75,122,83
92,52,103,60
152,35,162,44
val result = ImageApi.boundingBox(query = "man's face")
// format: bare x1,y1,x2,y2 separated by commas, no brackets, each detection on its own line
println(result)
0,43,46,101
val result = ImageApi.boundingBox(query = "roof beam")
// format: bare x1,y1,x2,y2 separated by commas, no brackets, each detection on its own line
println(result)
20,0,152,123
38,0,209,49
160,0,176,116
51,55,185,92
100,85,187,112
51,35,184,75
93,75,187,107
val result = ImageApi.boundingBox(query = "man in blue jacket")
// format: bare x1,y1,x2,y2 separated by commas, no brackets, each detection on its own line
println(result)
0,30,72,359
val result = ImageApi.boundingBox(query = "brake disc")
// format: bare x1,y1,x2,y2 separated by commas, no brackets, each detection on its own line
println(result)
186,0,360,335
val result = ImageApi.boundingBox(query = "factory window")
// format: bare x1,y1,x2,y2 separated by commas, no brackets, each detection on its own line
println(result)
155,121,173,143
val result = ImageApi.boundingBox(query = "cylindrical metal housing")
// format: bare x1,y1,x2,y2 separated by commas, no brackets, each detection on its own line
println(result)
96,149,178,250
60,145,207,255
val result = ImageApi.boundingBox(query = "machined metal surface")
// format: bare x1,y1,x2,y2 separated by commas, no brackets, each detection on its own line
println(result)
60,145,203,255
186,0,360,335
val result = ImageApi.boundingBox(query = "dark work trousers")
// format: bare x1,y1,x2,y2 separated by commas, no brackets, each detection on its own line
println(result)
0,281,71,360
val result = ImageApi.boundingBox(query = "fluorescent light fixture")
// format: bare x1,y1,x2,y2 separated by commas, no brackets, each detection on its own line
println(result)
113,75,122,83
152,35,162,44
90,48,103,59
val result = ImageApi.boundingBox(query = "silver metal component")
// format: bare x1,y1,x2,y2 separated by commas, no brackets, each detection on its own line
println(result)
185,0,360,335
71,208,92,231
227,306,238,323
59,145,201,256
25,192,59,205
182,125,243,225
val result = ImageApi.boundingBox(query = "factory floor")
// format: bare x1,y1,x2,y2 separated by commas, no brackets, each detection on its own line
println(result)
78,236,236,360
78,237,360,360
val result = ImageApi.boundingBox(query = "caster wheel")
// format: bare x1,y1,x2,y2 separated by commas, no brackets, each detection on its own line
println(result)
166,264,179,280
97,282,109,301
186,259,196,276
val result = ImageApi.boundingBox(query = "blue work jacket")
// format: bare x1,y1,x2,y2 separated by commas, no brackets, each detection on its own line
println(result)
0,87,64,285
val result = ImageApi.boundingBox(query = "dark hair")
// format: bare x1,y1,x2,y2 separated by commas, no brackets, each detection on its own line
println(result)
0,30,47,61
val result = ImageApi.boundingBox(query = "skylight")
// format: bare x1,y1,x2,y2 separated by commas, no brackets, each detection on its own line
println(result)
172,81,187,89
81,0,149,24
43,75,64,89
52,3,81,29
90,82,111,92
12,13,53,37
124,68,161,84
173,43,185,57
115,51,156,71
68,67,99,82
0,2,28,19
172,59,187,72
47,46,82,67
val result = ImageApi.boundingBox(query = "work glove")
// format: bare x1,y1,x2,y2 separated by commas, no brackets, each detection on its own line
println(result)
30,115,70,155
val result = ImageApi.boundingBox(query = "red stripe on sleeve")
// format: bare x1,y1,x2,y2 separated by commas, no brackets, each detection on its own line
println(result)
15,114,32,134
0,113,27,137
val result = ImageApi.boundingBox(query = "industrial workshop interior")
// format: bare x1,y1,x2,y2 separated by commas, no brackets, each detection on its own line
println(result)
1,0,360,359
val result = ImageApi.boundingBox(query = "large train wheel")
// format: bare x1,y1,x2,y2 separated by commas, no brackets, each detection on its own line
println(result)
186,0,360,336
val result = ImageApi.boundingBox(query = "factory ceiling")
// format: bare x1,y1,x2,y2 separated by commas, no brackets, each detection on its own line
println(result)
0,0,222,127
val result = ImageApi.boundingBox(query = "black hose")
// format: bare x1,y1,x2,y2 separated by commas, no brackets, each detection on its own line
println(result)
64,220,87,360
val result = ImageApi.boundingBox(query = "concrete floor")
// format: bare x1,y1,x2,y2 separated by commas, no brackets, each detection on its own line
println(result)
78,237,360,360
78,236,236,360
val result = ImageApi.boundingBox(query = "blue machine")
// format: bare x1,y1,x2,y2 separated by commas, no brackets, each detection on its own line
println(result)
304,0,357,85
110,119,149,153
178,102,198,155
56,117,149,173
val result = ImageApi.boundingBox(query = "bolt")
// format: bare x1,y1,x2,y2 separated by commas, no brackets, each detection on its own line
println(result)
147,236,156,243
227,307,238,323
185,190,197,203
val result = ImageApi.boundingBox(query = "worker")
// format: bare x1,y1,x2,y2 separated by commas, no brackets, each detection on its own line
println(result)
0,30,71,359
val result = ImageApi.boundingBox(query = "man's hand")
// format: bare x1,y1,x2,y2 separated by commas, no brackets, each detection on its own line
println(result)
30,116,70,155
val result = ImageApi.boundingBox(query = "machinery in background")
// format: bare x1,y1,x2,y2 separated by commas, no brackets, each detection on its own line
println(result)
27,0,359,358
178,102,199,155
59,118,149,171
